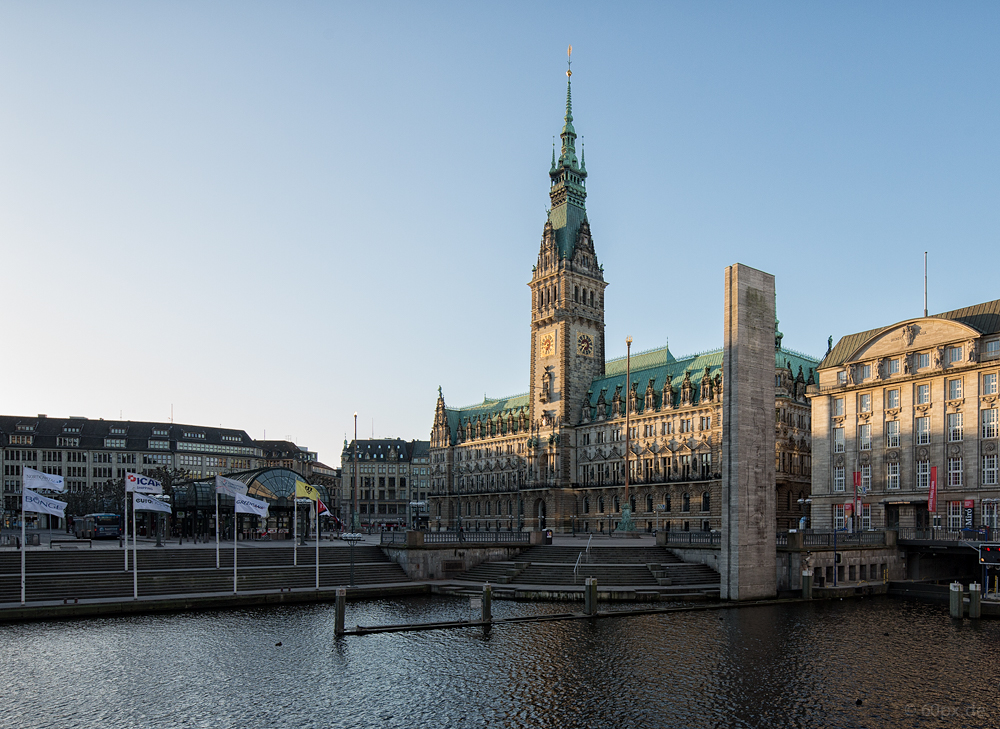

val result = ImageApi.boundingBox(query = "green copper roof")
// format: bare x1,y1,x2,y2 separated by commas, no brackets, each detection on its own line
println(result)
587,345,820,412
548,71,588,259
444,393,530,440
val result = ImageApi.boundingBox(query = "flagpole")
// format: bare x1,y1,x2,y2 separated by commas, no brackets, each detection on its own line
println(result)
315,502,320,590
233,501,238,593
20,492,26,606
124,492,129,571
215,492,220,570
293,500,298,566
132,495,138,600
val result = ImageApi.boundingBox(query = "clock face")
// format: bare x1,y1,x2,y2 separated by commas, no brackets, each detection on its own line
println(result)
577,332,594,356
540,333,555,357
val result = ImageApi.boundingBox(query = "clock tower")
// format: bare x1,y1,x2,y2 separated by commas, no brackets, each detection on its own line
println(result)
529,56,607,486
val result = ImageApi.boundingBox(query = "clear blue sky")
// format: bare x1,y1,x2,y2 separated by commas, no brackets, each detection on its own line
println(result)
2,2,997,466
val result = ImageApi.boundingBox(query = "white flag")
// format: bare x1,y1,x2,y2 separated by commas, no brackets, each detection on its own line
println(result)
215,475,248,497
234,494,269,519
23,466,65,493
133,493,171,514
125,472,163,494
23,488,67,518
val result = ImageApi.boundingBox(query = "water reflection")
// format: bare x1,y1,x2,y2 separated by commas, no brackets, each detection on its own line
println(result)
0,597,997,728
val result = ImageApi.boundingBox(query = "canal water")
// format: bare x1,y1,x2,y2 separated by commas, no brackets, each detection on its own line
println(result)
1,596,997,729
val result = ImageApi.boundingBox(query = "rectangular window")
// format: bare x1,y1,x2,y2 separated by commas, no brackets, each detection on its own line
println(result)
916,460,930,489
886,420,900,448
886,389,899,409
858,423,872,451
833,466,845,492
984,373,998,396
982,409,998,439
947,413,963,442
837,371,847,386
55,437,78,448
152,428,169,437
861,503,871,531
985,340,1000,360
948,457,963,487
859,393,872,412
916,384,930,405
915,417,930,445
861,463,871,490
948,501,962,531
834,504,845,530
917,353,930,369
833,428,845,453
888,359,900,375
947,346,962,364
887,461,900,490
983,455,998,486
859,364,871,380
104,438,126,449
948,379,963,400
148,440,170,451
832,398,845,417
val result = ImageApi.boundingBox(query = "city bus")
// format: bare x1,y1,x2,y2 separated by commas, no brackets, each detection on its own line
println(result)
74,513,122,539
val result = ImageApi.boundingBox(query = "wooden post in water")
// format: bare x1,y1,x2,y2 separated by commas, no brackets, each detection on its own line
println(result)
969,582,981,619
335,588,346,636
482,584,492,623
949,581,964,619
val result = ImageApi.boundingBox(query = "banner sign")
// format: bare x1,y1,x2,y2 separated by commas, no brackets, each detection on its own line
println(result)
215,475,248,497
23,488,67,518
852,471,860,488
964,499,975,529
929,466,938,513
125,472,163,494
23,467,65,493
235,494,269,518
844,501,854,518
133,493,172,514
294,480,319,501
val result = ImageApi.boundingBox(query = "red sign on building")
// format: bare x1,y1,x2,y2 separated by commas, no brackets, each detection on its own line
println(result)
928,466,938,512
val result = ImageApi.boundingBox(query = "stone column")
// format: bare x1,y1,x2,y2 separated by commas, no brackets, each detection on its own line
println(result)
721,264,777,600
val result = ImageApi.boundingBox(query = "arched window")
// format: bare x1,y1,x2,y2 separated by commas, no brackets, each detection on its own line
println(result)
629,496,636,512
614,496,620,512
598,496,605,513
645,494,653,513
476,501,481,516
701,492,710,512
682,493,691,512
664,494,672,512
583,496,590,514
797,491,804,512
574,285,579,302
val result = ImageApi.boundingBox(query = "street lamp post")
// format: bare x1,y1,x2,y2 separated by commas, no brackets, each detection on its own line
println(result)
352,413,359,533
618,336,636,534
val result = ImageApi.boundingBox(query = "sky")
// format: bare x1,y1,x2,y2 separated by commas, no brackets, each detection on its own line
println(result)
1,2,997,467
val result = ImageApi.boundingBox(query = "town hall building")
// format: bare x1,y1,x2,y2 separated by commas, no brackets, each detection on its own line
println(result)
427,65,819,534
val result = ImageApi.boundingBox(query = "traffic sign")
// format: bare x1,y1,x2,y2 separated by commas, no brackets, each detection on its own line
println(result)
979,543,1000,565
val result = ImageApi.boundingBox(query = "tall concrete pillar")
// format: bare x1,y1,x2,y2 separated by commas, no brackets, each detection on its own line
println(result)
721,264,777,600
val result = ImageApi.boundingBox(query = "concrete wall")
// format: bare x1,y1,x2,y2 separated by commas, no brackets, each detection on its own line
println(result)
382,544,528,580
667,547,720,573
721,264,777,600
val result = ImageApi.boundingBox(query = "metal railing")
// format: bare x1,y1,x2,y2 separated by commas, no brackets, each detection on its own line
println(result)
775,533,788,547
803,531,886,547
421,531,530,544
663,531,720,546
379,531,407,545
897,527,990,542
574,552,583,583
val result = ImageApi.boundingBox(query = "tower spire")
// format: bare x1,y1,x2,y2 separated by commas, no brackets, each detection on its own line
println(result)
547,46,587,259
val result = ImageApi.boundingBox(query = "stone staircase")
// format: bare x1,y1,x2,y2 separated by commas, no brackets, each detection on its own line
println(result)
0,545,409,603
